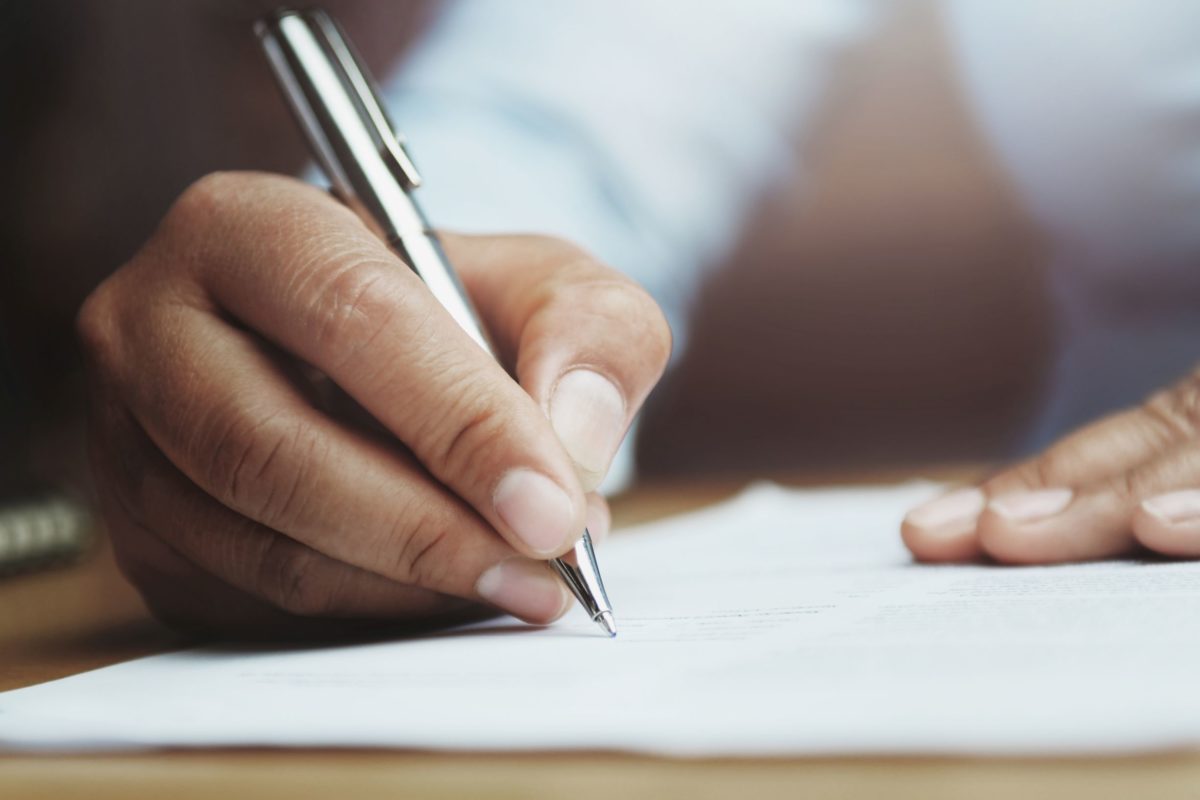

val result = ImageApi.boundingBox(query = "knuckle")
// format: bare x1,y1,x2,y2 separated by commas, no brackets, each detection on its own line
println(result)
1112,448,1200,506
199,407,322,528
141,172,246,282
1028,453,1060,491
76,281,123,372
515,233,589,262
425,393,507,480
578,277,673,371
984,456,1057,497
302,258,408,372
256,539,337,617
1101,469,1143,506
168,171,242,226
638,291,673,370
1142,376,1200,442
156,172,271,259
385,513,455,587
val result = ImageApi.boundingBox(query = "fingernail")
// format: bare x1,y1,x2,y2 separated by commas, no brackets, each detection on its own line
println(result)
549,369,626,490
476,559,571,622
494,468,576,556
989,488,1074,523
1143,490,1200,524
904,487,985,536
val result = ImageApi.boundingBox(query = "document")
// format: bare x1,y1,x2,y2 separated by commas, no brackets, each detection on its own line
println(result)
5,481,1200,755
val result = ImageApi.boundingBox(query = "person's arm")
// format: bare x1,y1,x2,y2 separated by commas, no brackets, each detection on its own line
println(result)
381,0,877,490
384,0,876,348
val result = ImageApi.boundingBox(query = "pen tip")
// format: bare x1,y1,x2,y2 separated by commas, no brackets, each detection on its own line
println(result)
597,611,617,638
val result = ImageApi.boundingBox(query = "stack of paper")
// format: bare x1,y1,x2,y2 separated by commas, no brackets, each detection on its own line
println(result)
5,482,1200,756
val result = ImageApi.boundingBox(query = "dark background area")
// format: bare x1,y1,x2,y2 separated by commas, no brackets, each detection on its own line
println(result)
0,1,1052,495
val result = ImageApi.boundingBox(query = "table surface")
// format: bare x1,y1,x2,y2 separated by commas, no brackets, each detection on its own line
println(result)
4,467,1200,799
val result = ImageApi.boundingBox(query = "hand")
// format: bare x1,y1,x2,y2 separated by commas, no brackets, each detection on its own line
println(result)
902,370,1200,563
77,172,671,636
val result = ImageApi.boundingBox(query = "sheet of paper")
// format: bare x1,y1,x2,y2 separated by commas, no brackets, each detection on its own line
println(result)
6,481,1200,756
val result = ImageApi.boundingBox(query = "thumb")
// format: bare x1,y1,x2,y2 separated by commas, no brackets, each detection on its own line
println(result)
446,233,672,491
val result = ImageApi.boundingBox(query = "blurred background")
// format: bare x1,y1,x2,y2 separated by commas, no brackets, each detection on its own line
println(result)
0,0,1052,500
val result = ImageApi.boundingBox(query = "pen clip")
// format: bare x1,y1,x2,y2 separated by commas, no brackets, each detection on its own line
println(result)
309,9,423,190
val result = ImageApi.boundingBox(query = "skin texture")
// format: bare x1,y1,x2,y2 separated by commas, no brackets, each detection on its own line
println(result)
77,171,670,638
904,369,1200,565
81,171,1198,639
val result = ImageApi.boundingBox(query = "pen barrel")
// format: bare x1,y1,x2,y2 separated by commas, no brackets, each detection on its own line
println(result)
384,217,498,359
256,10,496,355
551,531,613,620
258,8,615,634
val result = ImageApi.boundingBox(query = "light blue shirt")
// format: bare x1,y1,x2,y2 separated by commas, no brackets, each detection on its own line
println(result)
379,0,1200,481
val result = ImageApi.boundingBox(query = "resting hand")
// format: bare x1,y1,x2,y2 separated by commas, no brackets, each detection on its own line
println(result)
903,370,1200,563
77,172,671,635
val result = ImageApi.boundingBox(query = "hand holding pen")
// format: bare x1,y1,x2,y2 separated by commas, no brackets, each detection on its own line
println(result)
257,8,623,634
74,25,671,637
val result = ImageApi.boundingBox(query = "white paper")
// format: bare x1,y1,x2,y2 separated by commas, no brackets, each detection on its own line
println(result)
6,481,1200,756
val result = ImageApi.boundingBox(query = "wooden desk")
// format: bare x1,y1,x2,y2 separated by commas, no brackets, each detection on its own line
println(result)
4,470,1200,799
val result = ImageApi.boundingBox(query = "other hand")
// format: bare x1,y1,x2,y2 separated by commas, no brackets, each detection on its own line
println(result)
903,370,1200,563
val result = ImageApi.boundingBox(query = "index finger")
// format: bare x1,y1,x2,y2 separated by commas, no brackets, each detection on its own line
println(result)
164,172,587,560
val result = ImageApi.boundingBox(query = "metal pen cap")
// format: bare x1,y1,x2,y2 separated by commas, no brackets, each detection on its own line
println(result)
255,8,615,636
255,8,491,354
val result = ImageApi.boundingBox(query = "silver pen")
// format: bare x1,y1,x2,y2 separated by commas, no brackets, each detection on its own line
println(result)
255,8,616,637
